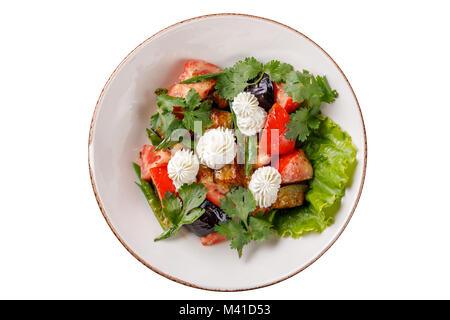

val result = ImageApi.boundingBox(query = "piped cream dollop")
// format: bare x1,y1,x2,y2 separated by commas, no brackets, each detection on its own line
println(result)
248,166,282,208
196,127,237,170
232,92,267,136
237,107,267,136
167,149,199,190
232,92,260,118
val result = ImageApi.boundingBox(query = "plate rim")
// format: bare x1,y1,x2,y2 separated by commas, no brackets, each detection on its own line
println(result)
88,12,368,292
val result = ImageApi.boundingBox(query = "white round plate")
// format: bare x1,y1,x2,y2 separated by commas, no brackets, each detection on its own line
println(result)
89,14,367,291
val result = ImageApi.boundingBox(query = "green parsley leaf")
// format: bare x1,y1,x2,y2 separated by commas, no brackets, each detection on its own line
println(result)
156,94,185,112
215,187,274,257
184,89,202,109
316,75,338,103
219,187,256,228
283,70,338,142
160,192,183,227
154,89,210,132
215,220,251,258
283,70,338,107
215,57,264,100
215,69,248,101
150,111,177,136
154,226,178,241
249,216,272,241
154,183,207,241
178,182,207,214
153,91,210,150
179,207,205,225
263,60,293,83
233,57,263,80
153,116,184,150
283,70,320,106
285,104,321,142
181,100,212,131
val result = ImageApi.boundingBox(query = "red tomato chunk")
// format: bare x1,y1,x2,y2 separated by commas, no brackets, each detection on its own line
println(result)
259,103,296,157
275,149,313,184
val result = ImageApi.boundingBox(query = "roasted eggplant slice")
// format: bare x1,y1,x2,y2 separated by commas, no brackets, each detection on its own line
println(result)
214,162,241,188
211,91,229,109
197,165,214,184
197,165,228,206
245,73,275,111
185,199,228,237
271,184,308,209
208,108,233,129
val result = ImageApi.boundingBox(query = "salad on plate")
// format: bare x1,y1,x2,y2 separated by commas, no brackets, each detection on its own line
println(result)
133,58,357,257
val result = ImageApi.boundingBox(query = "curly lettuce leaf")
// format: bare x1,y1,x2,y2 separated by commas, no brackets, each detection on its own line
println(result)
272,117,357,238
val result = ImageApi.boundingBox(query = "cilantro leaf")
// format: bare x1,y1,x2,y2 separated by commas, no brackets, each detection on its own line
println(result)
233,57,263,80
178,182,207,214
215,187,274,257
249,216,272,241
150,111,171,134
156,94,185,112
215,220,251,257
180,90,212,130
316,76,338,103
285,104,321,142
263,60,293,83
215,69,249,101
284,70,337,106
181,100,212,131
152,90,211,148
179,207,205,225
184,89,202,109
219,187,256,228
150,111,183,138
215,57,264,100
153,115,184,150
154,183,207,241
283,70,321,105
161,192,183,225
283,70,338,142
154,226,178,241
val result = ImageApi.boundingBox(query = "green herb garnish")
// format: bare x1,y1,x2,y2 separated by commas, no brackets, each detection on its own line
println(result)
180,89,212,131
262,60,294,84
179,58,338,143
146,128,162,146
180,58,294,100
215,187,273,257
151,89,212,150
283,70,338,142
154,182,207,241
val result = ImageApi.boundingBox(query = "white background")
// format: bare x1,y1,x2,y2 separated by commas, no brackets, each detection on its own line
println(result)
1,0,449,299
